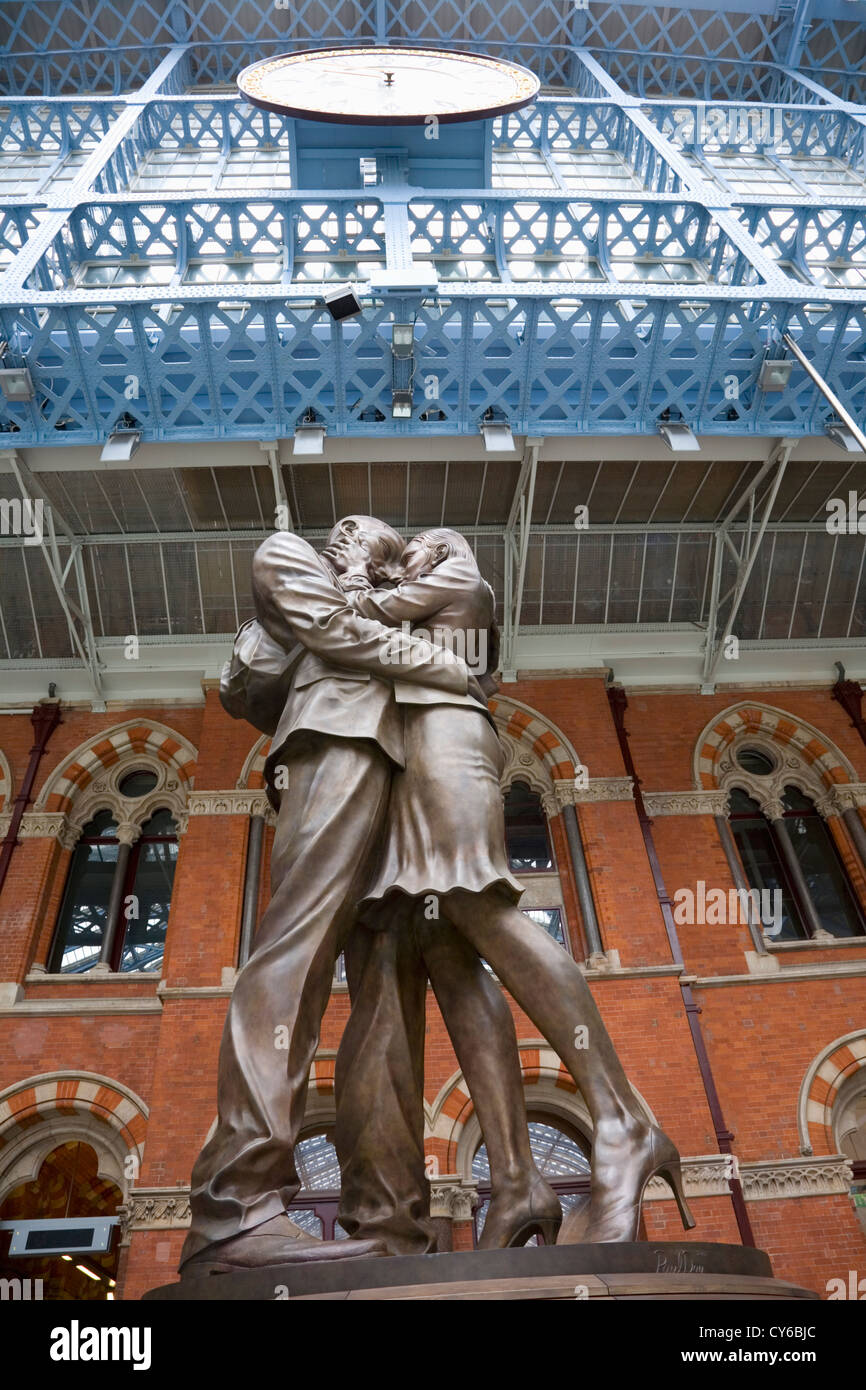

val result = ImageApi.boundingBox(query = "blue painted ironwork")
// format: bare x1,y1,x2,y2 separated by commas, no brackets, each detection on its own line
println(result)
0,5,864,445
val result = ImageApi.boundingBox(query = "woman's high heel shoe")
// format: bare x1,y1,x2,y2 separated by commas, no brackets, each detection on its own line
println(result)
477,1176,563,1249
558,1123,695,1245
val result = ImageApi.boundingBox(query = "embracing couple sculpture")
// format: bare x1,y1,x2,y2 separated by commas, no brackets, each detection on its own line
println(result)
179,516,694,1276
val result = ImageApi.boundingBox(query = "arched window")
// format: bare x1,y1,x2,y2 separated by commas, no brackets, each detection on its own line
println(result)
0,1141,121,1300
49,804,179,974
504,780,553,872
780,787,865,939
729,785,865,941
287,1129,346,1241
472,1113,591,1245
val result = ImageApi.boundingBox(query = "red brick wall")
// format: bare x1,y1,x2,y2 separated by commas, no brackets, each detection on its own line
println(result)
2,677,865,1302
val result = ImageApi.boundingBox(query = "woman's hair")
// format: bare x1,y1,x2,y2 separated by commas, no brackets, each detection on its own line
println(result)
412,527,477,566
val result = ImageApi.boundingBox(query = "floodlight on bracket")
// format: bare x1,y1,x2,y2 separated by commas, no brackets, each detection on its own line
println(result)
480,408,515,453
657,419,700,452
757,357,793,392
100,416,141,463
293,410,326,456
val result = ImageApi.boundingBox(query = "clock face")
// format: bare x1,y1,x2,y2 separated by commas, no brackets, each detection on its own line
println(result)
237,46,540,125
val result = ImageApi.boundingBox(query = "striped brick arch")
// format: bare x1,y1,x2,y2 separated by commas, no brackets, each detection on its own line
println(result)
693,702,858,794
488,696,579,783
34,720,198,814
429,1045,581,1170
799,1032,866,1157
237,734,271,790
0,748,11,812
0,1072,148,1201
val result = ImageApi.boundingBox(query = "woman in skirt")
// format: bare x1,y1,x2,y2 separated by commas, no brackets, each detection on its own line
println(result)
348,528,694,1246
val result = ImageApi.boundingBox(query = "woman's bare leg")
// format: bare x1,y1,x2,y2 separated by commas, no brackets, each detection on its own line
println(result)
416,912,561,1245
440,887,684,1242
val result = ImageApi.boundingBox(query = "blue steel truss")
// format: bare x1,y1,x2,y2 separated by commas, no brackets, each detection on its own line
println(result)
0,4,864,445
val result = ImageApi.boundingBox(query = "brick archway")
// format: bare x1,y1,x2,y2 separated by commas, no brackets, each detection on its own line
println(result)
0,1072,149,1203
34,719,197,815
489,696,580,786
693,701,858,794
237,734,271,790
798,1032,866,1156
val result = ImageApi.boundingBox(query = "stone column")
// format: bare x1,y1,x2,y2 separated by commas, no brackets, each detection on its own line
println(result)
714,810,767,955
97,820,140,969
764,800,828,941
555,792,604,960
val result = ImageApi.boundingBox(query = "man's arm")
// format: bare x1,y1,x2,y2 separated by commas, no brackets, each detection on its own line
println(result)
251,532,468,695
346,558,471,629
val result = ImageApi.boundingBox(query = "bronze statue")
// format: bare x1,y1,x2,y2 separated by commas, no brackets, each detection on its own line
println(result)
180,517,559,1275
180,517,693,1278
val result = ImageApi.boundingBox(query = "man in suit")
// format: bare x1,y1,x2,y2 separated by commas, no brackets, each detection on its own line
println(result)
180,516,489,1275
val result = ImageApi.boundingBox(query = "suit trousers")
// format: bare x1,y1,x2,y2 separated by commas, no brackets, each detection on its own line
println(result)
183,732,419,1260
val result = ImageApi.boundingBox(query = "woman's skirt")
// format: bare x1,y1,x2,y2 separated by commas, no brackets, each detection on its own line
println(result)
359,704,524,920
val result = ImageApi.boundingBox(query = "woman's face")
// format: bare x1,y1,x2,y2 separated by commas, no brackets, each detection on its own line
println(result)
400,538,431,581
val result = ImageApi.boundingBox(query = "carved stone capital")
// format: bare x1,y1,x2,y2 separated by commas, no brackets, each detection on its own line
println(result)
186,790,272,818
740,1155,853,1200
118,1186,192,1241
571,777,634,805
114,821,141,847
644,1154,736,1200
828,783,866,813
761,798,786,823
428,1177,478,1222
642,790,730,817
18,811,79,851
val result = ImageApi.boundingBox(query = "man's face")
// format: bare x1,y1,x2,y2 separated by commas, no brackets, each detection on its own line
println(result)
322,520,403,587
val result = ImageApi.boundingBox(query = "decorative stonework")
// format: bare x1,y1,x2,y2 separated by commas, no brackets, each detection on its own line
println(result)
694,703,858,806
740,1156,853,1200
645,1154,735,1201
186,791,271,818
34,719,198,815
820,784,866,814
0,1072,147,1206
642,791,730,817
798,1030,866,1156
237,735,271,791
429,1178,478,1222
118,1187,191,1239
572,777,634,804
490,695,581,785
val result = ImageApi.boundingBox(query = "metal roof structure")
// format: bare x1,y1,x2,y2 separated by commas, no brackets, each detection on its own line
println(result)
0,1,864,704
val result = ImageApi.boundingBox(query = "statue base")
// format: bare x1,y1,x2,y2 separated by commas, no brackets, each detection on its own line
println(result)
143,1242,818,1301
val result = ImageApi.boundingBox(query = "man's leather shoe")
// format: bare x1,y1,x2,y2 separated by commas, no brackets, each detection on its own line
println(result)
179,1213,386,1277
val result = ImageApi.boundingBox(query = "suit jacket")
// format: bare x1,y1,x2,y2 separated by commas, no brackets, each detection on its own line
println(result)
220,532,473,790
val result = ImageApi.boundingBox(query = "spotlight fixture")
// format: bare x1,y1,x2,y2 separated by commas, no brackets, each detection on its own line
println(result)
0,366,34,401
480,419,515,453
293,417,326,455
826,422,865,454
391,389,413,419
658,421,700,452
758,358,793,392
391,322,414,358
100,429,141,463
324,285,362,321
